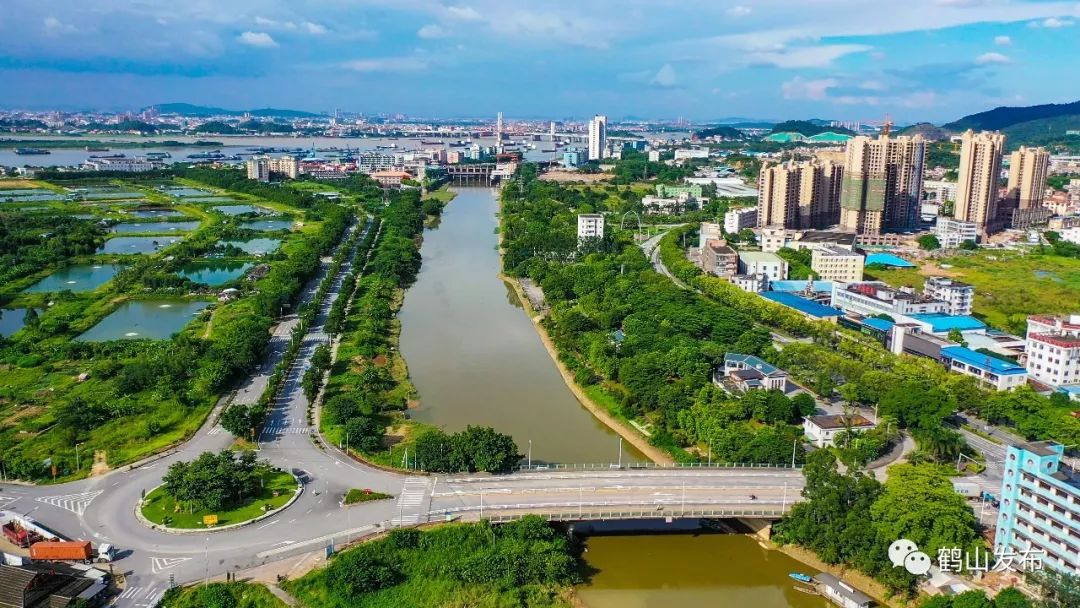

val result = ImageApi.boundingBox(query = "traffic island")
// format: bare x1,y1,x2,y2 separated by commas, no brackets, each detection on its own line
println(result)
342,488,393,506
137,469,301,533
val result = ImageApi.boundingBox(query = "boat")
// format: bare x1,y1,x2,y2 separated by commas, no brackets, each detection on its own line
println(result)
789,573,814,583
89,153,126,160
793,585,819,595
14,147,51,155
85,146,110,152
145,152,171,159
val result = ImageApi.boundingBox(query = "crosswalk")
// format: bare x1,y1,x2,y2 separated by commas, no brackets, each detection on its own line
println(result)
35,490,103,516
208,426,226,436
261,423,311,436
392,477,430,525
118,585,167,606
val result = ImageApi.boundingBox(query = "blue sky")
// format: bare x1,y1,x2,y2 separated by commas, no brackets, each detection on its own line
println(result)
1,0,1079,122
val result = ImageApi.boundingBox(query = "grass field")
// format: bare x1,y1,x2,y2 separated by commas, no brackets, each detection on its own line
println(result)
866,250,1080,334
158,582,286,608
422,185,458,203
140,469,297,529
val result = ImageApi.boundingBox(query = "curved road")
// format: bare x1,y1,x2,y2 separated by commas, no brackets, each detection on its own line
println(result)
1,218,808,607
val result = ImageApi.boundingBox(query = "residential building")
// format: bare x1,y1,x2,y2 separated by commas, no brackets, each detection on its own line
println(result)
641,195,691,215
923,277,975,316
839,134,926,235
357,151,396,173
737,251,788,281
562,148,587,168
587,114,607,161
995,442,1080,575
803,415,877,448
934,217,979,248
647,150,660,162
940,345,1029,391
955,130,1006,235
268,155,299,179
576,213,605,240
716,353,788,393
761,292,845,320
831,282,949,317
757,160,842,230
699,222,722,249
701,239,739,277
729,273,769,292
1006,146,1052,229
924,179,957,204
760,227,787,253
0,563,105,608
369,170,413,188
810,246,864,282
724,207,758,234
785,230,859,252
246,157,270,182
1060,226,1080,245
1025,314,1080,387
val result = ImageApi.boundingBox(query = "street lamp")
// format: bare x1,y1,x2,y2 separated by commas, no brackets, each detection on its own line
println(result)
528,440,532,469
75,443,82,473
617,437,623,468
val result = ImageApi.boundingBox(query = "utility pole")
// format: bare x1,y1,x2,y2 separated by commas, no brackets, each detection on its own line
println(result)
527,440,532,469
791,439,797,468
617,437,623,468
75,443,81,473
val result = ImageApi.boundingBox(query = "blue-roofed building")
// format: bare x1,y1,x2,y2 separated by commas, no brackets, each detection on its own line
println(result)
862,317,895,333
718,353,788,393
907,313,987,335
761,291,844,319
770,280,835,295
1056,384,1080,403
864,252,916,268
940,345,1028,391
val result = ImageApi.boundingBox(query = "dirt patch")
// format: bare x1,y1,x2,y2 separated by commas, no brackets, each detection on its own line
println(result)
372,354,388,367
917,261,961,278
90,450,111,477
406,399,421,409
2,405,44,425
539,171,610,183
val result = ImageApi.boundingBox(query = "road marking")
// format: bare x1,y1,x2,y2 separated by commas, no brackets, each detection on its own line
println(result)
256,525,376,558
151,556,192,573
35,490,103,516
143,587,167,606
256,520,279,530
119,586,142,599
270,540,295,548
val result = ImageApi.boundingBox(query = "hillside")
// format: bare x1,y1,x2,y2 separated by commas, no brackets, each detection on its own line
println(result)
147,102,319,118
1001,115,1080,152
694,125,746,139
769,120,855,136
898,122,951,141
943,100,1080,131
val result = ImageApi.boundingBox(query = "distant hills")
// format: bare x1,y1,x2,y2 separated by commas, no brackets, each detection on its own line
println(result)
943,100,1080,132
146,103,321,118
769,120,855,137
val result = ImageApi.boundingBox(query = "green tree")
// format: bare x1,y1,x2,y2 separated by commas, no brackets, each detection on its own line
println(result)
918,234,941,251
991,587,1032,608
325,549,402,599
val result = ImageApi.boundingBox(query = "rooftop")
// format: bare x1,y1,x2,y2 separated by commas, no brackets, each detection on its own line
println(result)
806,414,876,430
1029,333,1080,348
724,352,783,377
864,252,916,268
737,250,786,264
770,279,834,294
941,345,1028,375
814,573,874,605
862,317,895,332
794,230,859,247
925,276,973,289
761,291,844,318
908,313,987,333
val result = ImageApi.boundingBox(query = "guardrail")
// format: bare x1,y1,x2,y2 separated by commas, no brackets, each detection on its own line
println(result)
446,506,791,523
516,462,804,472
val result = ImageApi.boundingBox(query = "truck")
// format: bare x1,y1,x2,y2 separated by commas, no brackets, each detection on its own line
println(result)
2,521,43,548
29,540,115,563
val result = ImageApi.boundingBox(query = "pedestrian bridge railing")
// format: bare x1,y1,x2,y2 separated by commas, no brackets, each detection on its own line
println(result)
515,462,804,472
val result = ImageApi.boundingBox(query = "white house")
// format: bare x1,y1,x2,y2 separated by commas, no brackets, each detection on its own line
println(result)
803,415,877,448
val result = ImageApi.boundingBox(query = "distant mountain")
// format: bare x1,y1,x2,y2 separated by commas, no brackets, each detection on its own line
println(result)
147,103,320,118
693,125,746,139
769,120,855,137
943,100,1080,132
897,122,952,141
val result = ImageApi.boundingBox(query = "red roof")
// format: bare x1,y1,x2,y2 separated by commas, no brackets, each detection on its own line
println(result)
1030,333,1080,348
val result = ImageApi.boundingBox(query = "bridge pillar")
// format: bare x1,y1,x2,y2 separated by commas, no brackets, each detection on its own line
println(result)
736,518,773,542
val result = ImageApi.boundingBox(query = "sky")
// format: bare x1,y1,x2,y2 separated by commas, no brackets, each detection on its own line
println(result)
1,0,1079,123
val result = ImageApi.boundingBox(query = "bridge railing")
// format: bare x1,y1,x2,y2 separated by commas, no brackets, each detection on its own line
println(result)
516,462,803,472
433,505,791,524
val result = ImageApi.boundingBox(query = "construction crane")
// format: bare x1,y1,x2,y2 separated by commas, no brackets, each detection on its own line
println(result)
882,114,894,137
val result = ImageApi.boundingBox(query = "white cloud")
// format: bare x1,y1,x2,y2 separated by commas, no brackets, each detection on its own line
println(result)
237,31,278,48
302,21,327,35
343,56,429,72
43,16,77,35
446,6,483,21
418,24,447,39
726,5,752,17
974,51,1010,65
1039,16,1075,27
650,63,677,87
993,35,1012,45
859,79,888,91
781,76,839,100
747,43,872,68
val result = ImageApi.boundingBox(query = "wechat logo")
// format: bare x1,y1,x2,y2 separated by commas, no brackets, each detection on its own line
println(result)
888,539,932,576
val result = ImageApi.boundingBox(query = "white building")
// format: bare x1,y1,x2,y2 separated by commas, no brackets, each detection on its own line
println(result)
1060,226,1080,245
641,196,689,215
1025,314,1080,387
587,114,607,161
924,179,957,203
673,148,709,161
810,246,864,283
648,150,660,162
935,217,979,248
923,277,975,316
803,415,877,448
268,156,299,179
246,157,270,182
760,227,787,253
357,152,397,173
86,157,158,172
729,273,768,293
831,282,949,317
577,214,605,240
724,207,758,234
699,222,723,249
737,251,788,281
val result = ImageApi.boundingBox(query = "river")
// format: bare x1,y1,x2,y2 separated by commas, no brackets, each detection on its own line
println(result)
397,187,823,607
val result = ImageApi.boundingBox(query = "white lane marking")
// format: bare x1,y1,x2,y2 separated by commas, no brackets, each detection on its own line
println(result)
151,556,192,573
35,490,103,516
257,519,280,530
119,586,142,599
257,525,376,558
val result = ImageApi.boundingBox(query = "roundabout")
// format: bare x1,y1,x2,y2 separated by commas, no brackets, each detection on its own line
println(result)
136,469,301,533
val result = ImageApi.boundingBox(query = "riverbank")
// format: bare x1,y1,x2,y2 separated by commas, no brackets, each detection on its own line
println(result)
773,543,904,607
